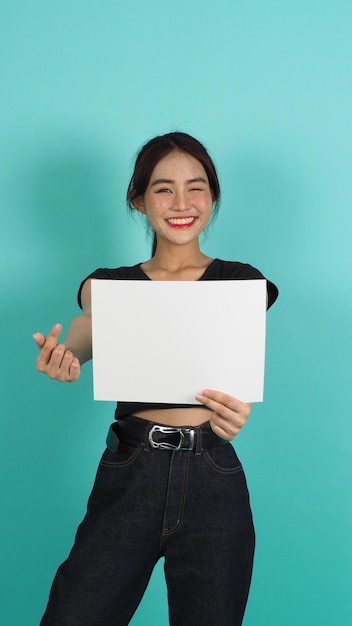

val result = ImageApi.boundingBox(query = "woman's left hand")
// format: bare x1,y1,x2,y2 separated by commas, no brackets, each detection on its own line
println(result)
195,390,251,441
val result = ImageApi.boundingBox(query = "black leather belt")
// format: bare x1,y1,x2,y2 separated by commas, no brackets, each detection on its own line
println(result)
107,419,228,452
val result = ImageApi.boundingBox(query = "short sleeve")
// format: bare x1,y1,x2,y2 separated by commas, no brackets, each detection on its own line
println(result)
77,268,111,309
266,279,278,309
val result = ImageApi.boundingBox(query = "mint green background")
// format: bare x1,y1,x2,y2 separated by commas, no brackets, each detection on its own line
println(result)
1,1,351,624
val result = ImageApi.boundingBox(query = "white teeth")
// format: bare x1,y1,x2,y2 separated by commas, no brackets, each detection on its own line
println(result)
167,217,195,225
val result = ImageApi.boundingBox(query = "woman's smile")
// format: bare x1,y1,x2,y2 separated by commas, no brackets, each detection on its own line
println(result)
166,216,198,228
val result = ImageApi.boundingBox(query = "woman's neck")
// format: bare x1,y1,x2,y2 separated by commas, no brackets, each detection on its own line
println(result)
141,241,213,280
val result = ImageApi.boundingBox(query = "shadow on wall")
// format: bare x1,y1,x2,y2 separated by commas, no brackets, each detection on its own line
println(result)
26,145,119,279
23,138,123,469
2,138,122,625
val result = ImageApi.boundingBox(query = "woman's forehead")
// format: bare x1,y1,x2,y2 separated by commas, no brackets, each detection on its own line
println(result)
150,150,208,181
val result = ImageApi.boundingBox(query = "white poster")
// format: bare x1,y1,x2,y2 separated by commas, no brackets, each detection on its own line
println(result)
91,279,267,403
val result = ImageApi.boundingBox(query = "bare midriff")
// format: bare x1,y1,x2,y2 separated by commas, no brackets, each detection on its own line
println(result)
133,406,212,427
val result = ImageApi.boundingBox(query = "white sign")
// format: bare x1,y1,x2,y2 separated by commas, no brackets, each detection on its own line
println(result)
91,279,267,403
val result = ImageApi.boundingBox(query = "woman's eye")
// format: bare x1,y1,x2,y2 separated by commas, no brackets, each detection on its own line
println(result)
156,188,171,193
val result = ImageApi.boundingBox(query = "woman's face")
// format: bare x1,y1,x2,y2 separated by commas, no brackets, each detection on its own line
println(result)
134,150,214,248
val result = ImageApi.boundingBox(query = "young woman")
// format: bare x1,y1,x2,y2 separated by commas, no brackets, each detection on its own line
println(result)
34,132,278,626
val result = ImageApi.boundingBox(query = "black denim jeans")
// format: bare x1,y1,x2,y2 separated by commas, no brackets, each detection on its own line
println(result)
40,417,255,625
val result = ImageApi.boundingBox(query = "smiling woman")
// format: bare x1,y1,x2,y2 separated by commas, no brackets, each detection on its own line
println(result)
34,131,278,626
127,132,221,256
131,151,214,255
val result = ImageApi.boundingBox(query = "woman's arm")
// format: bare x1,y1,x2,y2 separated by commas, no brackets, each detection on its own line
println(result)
33,279,93,383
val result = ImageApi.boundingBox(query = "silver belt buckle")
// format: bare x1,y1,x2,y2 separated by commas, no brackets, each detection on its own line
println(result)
148,425,195,450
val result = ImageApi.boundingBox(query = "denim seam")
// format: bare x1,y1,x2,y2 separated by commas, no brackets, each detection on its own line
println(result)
202,449,243,475
100,444,143,468
162,452,189,536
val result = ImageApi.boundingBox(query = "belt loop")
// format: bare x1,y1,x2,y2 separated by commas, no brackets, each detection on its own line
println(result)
195,426,202,455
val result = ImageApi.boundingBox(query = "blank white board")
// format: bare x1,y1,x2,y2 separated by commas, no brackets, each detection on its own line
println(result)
91,279,267,403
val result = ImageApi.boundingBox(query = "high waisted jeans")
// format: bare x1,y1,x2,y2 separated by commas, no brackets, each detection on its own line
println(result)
40,417,255,625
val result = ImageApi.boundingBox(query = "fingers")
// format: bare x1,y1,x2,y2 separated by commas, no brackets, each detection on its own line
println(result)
33,322,62,352
33,324,80,382
35,323,62,369
56,351,80,382
195,389,249,415
210,413,243,440
32,332,46,349
195,389,251,441
67,356,81,382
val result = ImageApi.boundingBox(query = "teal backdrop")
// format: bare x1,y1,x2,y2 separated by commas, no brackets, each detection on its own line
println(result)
1,1,351,624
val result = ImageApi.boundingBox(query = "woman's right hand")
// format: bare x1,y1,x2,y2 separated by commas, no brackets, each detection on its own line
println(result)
33,323,81,382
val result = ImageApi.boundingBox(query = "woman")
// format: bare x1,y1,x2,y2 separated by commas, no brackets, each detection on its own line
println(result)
34,132,278,626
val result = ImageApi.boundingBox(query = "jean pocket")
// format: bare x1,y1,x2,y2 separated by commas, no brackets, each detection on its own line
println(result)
99,443,143,468
203,444,243,474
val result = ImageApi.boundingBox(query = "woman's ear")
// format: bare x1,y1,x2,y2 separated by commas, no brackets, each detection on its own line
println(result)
131,195,146,214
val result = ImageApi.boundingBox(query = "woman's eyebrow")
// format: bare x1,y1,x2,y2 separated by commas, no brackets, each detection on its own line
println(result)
186,177,208,184
151,177,207,187
151,178,174,186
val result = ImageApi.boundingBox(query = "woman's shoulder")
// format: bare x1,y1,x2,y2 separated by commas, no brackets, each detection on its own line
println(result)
206,259,279,308
84,264,147,281
77,263,147,308
205,258,266,279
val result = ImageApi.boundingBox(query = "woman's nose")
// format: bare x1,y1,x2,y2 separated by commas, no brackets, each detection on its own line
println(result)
172,191,191,211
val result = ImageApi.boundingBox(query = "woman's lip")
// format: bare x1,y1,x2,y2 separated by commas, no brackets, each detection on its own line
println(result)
166,217,197,228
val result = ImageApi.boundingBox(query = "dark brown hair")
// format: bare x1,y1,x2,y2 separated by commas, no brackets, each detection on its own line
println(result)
127,132,221,255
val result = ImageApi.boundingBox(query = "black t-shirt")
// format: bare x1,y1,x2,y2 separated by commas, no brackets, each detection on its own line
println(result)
78,258,278,418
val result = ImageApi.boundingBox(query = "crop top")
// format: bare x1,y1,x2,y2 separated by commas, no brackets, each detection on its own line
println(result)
77,258,279,419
